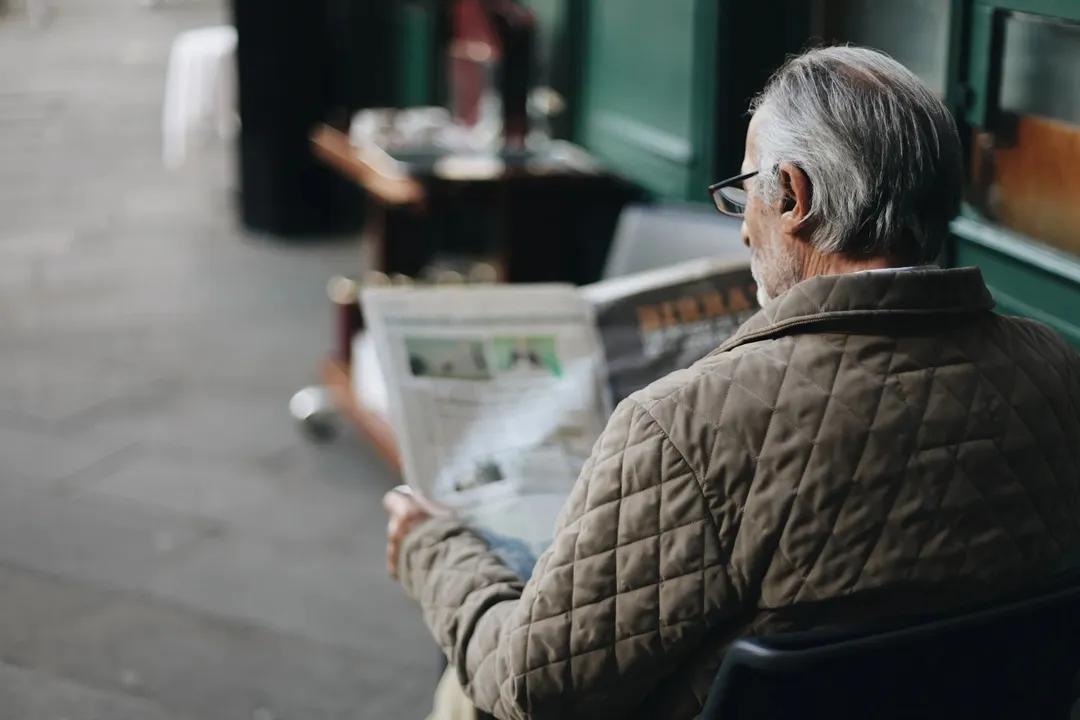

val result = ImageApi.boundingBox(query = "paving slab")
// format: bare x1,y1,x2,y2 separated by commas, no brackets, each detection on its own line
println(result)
0,661,193,720
0,563,434,720
0,0,439,714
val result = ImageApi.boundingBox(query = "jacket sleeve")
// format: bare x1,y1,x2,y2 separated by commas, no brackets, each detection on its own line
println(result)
397,398,743,719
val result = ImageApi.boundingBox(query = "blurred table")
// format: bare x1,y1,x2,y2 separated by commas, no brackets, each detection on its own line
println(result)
320,358,402,472
310,123,637,467
310,125,425,209
310,124,636,283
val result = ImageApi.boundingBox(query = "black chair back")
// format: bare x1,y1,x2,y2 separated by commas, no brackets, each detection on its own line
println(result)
702,582,1080,719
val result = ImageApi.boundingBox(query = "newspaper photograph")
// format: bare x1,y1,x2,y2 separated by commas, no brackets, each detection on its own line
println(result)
362,285,609,553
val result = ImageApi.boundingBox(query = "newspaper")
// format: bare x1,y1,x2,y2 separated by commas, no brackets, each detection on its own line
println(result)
362,259,758,552
582,257,758,406
362,285,609,554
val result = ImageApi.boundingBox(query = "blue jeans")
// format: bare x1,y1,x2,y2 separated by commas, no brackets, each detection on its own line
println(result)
476,530,541,581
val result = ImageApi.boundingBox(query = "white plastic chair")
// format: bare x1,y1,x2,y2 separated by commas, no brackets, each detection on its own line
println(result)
161,25,237,169
602,203,749,280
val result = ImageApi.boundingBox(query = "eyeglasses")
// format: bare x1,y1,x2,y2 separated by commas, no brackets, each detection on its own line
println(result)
707,170,758,217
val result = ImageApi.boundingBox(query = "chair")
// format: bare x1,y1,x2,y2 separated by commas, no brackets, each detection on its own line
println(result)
601,202,748,280
604,202,747,280
701,580,1080,719
162,25,237,168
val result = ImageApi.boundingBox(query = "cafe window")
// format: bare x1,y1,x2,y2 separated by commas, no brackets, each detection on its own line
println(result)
970,11,1080,259
816,0,1079,346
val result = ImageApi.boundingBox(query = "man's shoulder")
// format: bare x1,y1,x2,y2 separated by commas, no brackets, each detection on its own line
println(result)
991,313,1079,364
626,337,794,425
984,314,1080,413
621,312,1078,449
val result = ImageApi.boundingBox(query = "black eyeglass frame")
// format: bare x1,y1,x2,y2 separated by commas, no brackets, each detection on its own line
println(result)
707,170,759,217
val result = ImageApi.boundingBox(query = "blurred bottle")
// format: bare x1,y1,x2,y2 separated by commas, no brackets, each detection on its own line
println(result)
327,275,362,364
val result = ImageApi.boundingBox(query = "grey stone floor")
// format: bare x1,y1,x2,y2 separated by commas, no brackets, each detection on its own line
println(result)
0,1,437,717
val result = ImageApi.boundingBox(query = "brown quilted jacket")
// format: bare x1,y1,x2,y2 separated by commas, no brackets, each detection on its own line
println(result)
399,267,1080,720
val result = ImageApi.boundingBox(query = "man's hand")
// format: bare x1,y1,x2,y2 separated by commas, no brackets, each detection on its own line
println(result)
382,486,447,578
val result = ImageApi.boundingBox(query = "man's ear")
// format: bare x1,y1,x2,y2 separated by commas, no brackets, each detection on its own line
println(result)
777,162,812,236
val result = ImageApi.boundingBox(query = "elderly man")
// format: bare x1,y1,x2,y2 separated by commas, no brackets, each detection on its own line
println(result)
383,46,1080,719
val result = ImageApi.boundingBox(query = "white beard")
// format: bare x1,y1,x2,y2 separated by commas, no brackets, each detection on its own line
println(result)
750,243,801,308
755,284,772,308
751,260,772,306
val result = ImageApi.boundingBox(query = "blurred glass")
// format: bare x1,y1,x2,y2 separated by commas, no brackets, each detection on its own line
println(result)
1000,12,1080,126
448,39,501,143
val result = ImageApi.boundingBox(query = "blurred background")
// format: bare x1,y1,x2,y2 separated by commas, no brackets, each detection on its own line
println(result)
0,0,1076,718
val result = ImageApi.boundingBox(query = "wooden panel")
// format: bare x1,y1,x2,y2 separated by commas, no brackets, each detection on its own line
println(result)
977,115,1080,257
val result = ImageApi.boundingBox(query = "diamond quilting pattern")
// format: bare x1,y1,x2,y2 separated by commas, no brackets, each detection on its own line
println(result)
398,268,1080,720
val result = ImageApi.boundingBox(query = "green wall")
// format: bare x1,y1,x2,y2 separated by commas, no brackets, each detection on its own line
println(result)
952,217,1080,347
572,0,809,201
577,0,713,200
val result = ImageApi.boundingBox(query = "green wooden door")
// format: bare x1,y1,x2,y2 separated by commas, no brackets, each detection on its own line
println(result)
576,0,719,200
571,0,809,201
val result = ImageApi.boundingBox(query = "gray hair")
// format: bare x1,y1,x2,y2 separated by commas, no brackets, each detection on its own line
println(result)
750,46,963,262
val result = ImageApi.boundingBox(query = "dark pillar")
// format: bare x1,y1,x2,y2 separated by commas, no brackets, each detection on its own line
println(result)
230,0,365,236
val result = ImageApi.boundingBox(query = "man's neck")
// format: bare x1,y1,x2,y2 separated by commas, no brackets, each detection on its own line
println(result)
801,250,896,280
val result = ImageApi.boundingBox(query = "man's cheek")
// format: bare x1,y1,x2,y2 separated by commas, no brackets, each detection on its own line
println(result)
744,204,768,248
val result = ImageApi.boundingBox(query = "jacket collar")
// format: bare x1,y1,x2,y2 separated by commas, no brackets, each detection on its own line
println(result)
719,266,996,352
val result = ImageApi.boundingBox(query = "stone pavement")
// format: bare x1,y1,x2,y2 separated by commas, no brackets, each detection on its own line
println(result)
0,1,437,717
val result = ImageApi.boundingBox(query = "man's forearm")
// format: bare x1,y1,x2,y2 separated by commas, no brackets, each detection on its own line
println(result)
398,516,527,714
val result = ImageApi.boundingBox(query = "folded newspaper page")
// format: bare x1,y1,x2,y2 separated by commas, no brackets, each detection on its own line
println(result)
581,257,759,406
362,285,609,554
361,259,757,553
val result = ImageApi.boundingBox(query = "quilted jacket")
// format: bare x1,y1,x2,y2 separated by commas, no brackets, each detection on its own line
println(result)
398,266,1080,720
